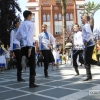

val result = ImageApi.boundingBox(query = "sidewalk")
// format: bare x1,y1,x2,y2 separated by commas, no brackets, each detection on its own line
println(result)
0,64,100,100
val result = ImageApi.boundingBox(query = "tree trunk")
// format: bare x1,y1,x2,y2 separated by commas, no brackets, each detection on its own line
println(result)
90,17,94,32
61,0,66,51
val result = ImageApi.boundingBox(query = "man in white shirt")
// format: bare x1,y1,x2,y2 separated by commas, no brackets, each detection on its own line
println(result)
16,10,38,88
38,24,55,78
82,15,94,81
10,21,25,82
73,24,84,76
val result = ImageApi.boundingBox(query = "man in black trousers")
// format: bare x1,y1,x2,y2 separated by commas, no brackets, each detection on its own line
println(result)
10,21,25,82
73,24,84,76
16,10,38,88
82,15,94,81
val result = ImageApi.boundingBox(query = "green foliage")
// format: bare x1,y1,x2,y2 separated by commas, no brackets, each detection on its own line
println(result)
0,0,21,45
84,1,100,14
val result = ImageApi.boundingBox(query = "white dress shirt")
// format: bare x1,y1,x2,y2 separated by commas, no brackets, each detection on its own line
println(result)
73,31,84,50
82,23,92,42
16,20,35,48
52,49,60,64
38,32,56,50
10,29,20,51
82,23,95,47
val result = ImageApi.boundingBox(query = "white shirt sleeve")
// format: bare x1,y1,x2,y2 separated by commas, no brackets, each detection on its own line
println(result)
77,32,83,45
49,33,56,48
26,23,34,46
10,30,14,51
73,34,77,45
16,28,22,41
38,35,42,50
84,24,92,42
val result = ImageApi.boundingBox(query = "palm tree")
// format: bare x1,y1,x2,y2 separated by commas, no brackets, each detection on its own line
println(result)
83,1,100,31
49,0,75,50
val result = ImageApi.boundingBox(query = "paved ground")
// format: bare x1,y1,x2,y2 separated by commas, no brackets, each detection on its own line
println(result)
0,64,100,100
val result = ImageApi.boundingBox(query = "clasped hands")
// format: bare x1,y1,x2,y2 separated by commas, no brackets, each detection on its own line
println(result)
48,44,52,49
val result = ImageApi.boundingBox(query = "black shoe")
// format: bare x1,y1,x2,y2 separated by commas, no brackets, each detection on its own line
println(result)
18,78,26,82
45,75,49,78
75,73,79,76
83,77,92,81
29,84,39,88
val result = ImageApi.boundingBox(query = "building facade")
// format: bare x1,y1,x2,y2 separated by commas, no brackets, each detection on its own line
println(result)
26,0,85,41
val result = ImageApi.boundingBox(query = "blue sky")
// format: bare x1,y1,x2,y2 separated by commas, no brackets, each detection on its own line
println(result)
18,0,100,28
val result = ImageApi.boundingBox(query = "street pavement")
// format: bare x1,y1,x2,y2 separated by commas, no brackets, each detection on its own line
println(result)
0,63,100,100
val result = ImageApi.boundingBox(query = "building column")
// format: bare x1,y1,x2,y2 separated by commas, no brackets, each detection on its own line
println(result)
39,6,43,33
73,4,77,24
50,5,55,36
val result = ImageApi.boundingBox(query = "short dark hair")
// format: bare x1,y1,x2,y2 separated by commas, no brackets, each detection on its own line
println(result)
84,15,90,21
13,21,19,27
86,16,90,21
23,10,32,19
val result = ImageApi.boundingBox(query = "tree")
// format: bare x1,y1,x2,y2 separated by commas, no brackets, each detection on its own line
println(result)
0,0,21,45
49,0,75,50
56,25,74,45
83,1,100,31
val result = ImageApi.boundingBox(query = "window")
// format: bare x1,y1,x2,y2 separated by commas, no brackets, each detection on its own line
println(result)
66,13,69,20
59,14,62,20
55,32,60,35
56,0,60,3
67,0,72,4
43,14,46,21
47,14,50,21
70,13,73,20
54,13,58,20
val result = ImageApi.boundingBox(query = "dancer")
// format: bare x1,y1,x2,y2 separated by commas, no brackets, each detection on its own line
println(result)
38,24,55,78
52,48,60,70
73,24,84,76
10,21,25,82
0,42,7,73
82,15,94,81
16,10,38,88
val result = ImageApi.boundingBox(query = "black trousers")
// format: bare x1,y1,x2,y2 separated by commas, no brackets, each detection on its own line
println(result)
73,50,83,68
79,52,84,64
41,50,54,75
85,45,94,78
13,50,22,78
37,59,44,67
21,46,36,76
7,58,17,70
97,54,100,62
